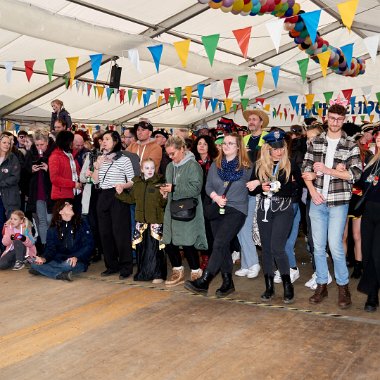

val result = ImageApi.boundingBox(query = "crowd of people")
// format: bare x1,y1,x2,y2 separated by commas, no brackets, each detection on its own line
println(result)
1,98,380,313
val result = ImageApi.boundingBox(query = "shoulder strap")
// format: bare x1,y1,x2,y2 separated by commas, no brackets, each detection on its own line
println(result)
222,181,232,196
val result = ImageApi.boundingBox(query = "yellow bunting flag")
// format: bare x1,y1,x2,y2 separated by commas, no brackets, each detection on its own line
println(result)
224,99,233,114
157,95,163,108
337,0,359,31
317,51,331,77
66,57,79,87
256,71,265,93
6,121,12,131
137,89,143,104
318,107,323,117
370,114,375,123
305,94,315,110
279,112,283,120
173,40,191,68
97,85,104,99
193,98,197,107
185,86,193,102
264,104,270,112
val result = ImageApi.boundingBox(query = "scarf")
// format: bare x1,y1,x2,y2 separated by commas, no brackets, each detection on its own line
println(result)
217,157,244,182
64,151,80,195
198,155,212,176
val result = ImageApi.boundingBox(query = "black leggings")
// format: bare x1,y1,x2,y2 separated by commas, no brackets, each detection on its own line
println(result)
165,244,199,270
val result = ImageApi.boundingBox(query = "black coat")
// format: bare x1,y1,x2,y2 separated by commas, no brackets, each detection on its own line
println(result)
0,153,21,216
51,108,72,130
25,141,56,214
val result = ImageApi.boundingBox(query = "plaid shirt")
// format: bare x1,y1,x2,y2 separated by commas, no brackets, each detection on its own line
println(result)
302,131,362,207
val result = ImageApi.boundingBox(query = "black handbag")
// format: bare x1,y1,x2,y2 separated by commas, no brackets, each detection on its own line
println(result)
170,198,198,222
203,182,232,221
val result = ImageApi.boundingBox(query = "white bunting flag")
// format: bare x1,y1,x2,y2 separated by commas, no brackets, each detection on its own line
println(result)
363,35,380,64
128,49,142,73
265,19,285,53
4,61,15,83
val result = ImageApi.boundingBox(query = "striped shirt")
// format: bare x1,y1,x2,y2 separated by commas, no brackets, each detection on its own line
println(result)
302,131,362,207
98,155,134,190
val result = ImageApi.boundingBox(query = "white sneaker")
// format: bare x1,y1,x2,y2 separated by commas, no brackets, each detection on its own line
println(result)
235,268,249,277
290,268,300,283
247,264,261,279
274,270,282,283
232,251,240,264
309,271,333,290
305,272,317,288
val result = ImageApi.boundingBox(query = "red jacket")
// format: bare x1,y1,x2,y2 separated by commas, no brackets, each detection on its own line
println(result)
49,148,80,200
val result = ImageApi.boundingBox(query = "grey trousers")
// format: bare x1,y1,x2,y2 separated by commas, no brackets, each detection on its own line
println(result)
34,200,52,244
0,241,26,269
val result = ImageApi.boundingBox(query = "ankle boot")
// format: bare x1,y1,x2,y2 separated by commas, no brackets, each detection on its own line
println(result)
309,284,328,304
281,274,294,304
261,274,275,301
216,273,235,298
364,291,379,312
184,270,214,295
337,284,352,309
350,260,362,279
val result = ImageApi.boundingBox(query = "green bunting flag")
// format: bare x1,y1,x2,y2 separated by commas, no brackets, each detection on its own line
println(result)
323,91,334,104
174,87,182,104
45,59,55,82
64,76,69,89
240,98,249,111
297,58,309,82
233,104,238,113
238,75,248,96
376,92,380,104
169,96,175,110
128,89,133,103
201,34,220,66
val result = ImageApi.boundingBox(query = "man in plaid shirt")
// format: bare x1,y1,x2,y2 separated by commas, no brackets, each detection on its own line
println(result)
302,102,362,309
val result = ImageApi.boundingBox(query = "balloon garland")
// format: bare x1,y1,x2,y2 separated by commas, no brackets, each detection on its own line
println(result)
198,0,366,77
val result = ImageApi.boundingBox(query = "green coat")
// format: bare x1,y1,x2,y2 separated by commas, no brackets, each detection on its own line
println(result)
162,153,208,250
116,174,166,224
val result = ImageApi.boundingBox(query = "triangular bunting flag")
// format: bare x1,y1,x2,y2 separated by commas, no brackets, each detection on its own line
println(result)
289,95,298,110
45,59,55,82
143,89,152,107
233,104,238,113
128,89,133,103
301,10,321,45
128,49,141,72
64,76,70,89
90,54,103,82
317,51,331,77
360,115,365,122
271,66,280,89
66,57,79,87
256,71,265,93
297,58,309,82
241,98,249,111
291,114,295,122
376,92,380,104
264,104,270,112
137,89,143,104
256,98,265,106
131,92,137,105
350,96,356,110
197,84,205,103
202,34,220,66
24,60,35,82
238,75,248,96
205,100,210,111
337,0,359,31
169,96,175,110
265,19,285,53
147,45,163,73
341,89,353,102
352,115,357,123
157,95,163,107
164,88,170,103
97,85,105,99
370,114,375,122
173,40,191,68
4,61,15,83
185,86,193,102
106,87,114,101
305,94,315,110
224,99,233,114
174,87,182,104
223,78,233,98
155,89,161,102
232,27,252,58
323,91,334,103
363,35,380,64
183,97,189,111
119,89,126,103
340,43,353,69
87,83,92,96
211,98,219,113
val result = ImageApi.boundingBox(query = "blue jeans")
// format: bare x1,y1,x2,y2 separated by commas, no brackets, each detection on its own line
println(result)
237,196,258,268
31,260,86,279
285,203,300,268
309,202,349,285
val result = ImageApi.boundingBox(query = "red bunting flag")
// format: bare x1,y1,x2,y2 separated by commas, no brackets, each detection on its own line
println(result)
284,108,288,120
352,115,356,123
119,89,126,103
205,100,210,111
87,83,92,96
256,97,265,105
164,88,170,103
277,104,281,115
232,27,252,58
341,89,353,102
24,60,35,82
223,78,233,98
291,114,295,122
183,97,189,111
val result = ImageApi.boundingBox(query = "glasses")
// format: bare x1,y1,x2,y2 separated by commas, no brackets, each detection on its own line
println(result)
222,142,237,147
328,116,345,123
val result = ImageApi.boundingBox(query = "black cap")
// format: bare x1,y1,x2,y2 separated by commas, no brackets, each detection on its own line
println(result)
152,129,169,139
134,121,153,132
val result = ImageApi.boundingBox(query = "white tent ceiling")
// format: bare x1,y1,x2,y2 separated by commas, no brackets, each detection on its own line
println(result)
0,0,379,130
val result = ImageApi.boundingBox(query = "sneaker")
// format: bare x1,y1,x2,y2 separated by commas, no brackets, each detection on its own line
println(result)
310,271,333,290
165,266,185,287
234,268,250,277
190,268,203,281
232,251,240,264
152,278,164,284
246,264,261,279
305,272,317,288
290,268,300,283
12,260,25,271
274,270,282,283
56,271,73,281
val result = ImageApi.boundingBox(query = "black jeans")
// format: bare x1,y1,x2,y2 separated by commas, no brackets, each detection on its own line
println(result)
97,189,132,275
358,201,380,295
257,199,293,276
165,244,199,270
207,207,246,275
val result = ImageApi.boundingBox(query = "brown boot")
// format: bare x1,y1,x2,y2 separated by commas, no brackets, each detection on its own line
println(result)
337,284,352,309
165,266,185,288
309,284,328,304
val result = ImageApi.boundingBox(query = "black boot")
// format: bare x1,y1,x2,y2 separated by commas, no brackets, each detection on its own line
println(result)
261,274,275,301
364,292,379,312
351,260,362,279
215,273,235,298
281,274,294,304
184,271,214,295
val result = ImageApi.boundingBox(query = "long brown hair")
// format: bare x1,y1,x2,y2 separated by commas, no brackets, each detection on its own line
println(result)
214,133,250,170
50,200,81,240
256,143,291,182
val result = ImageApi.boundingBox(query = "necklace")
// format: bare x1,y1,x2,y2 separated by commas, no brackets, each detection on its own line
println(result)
367,160,380,185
